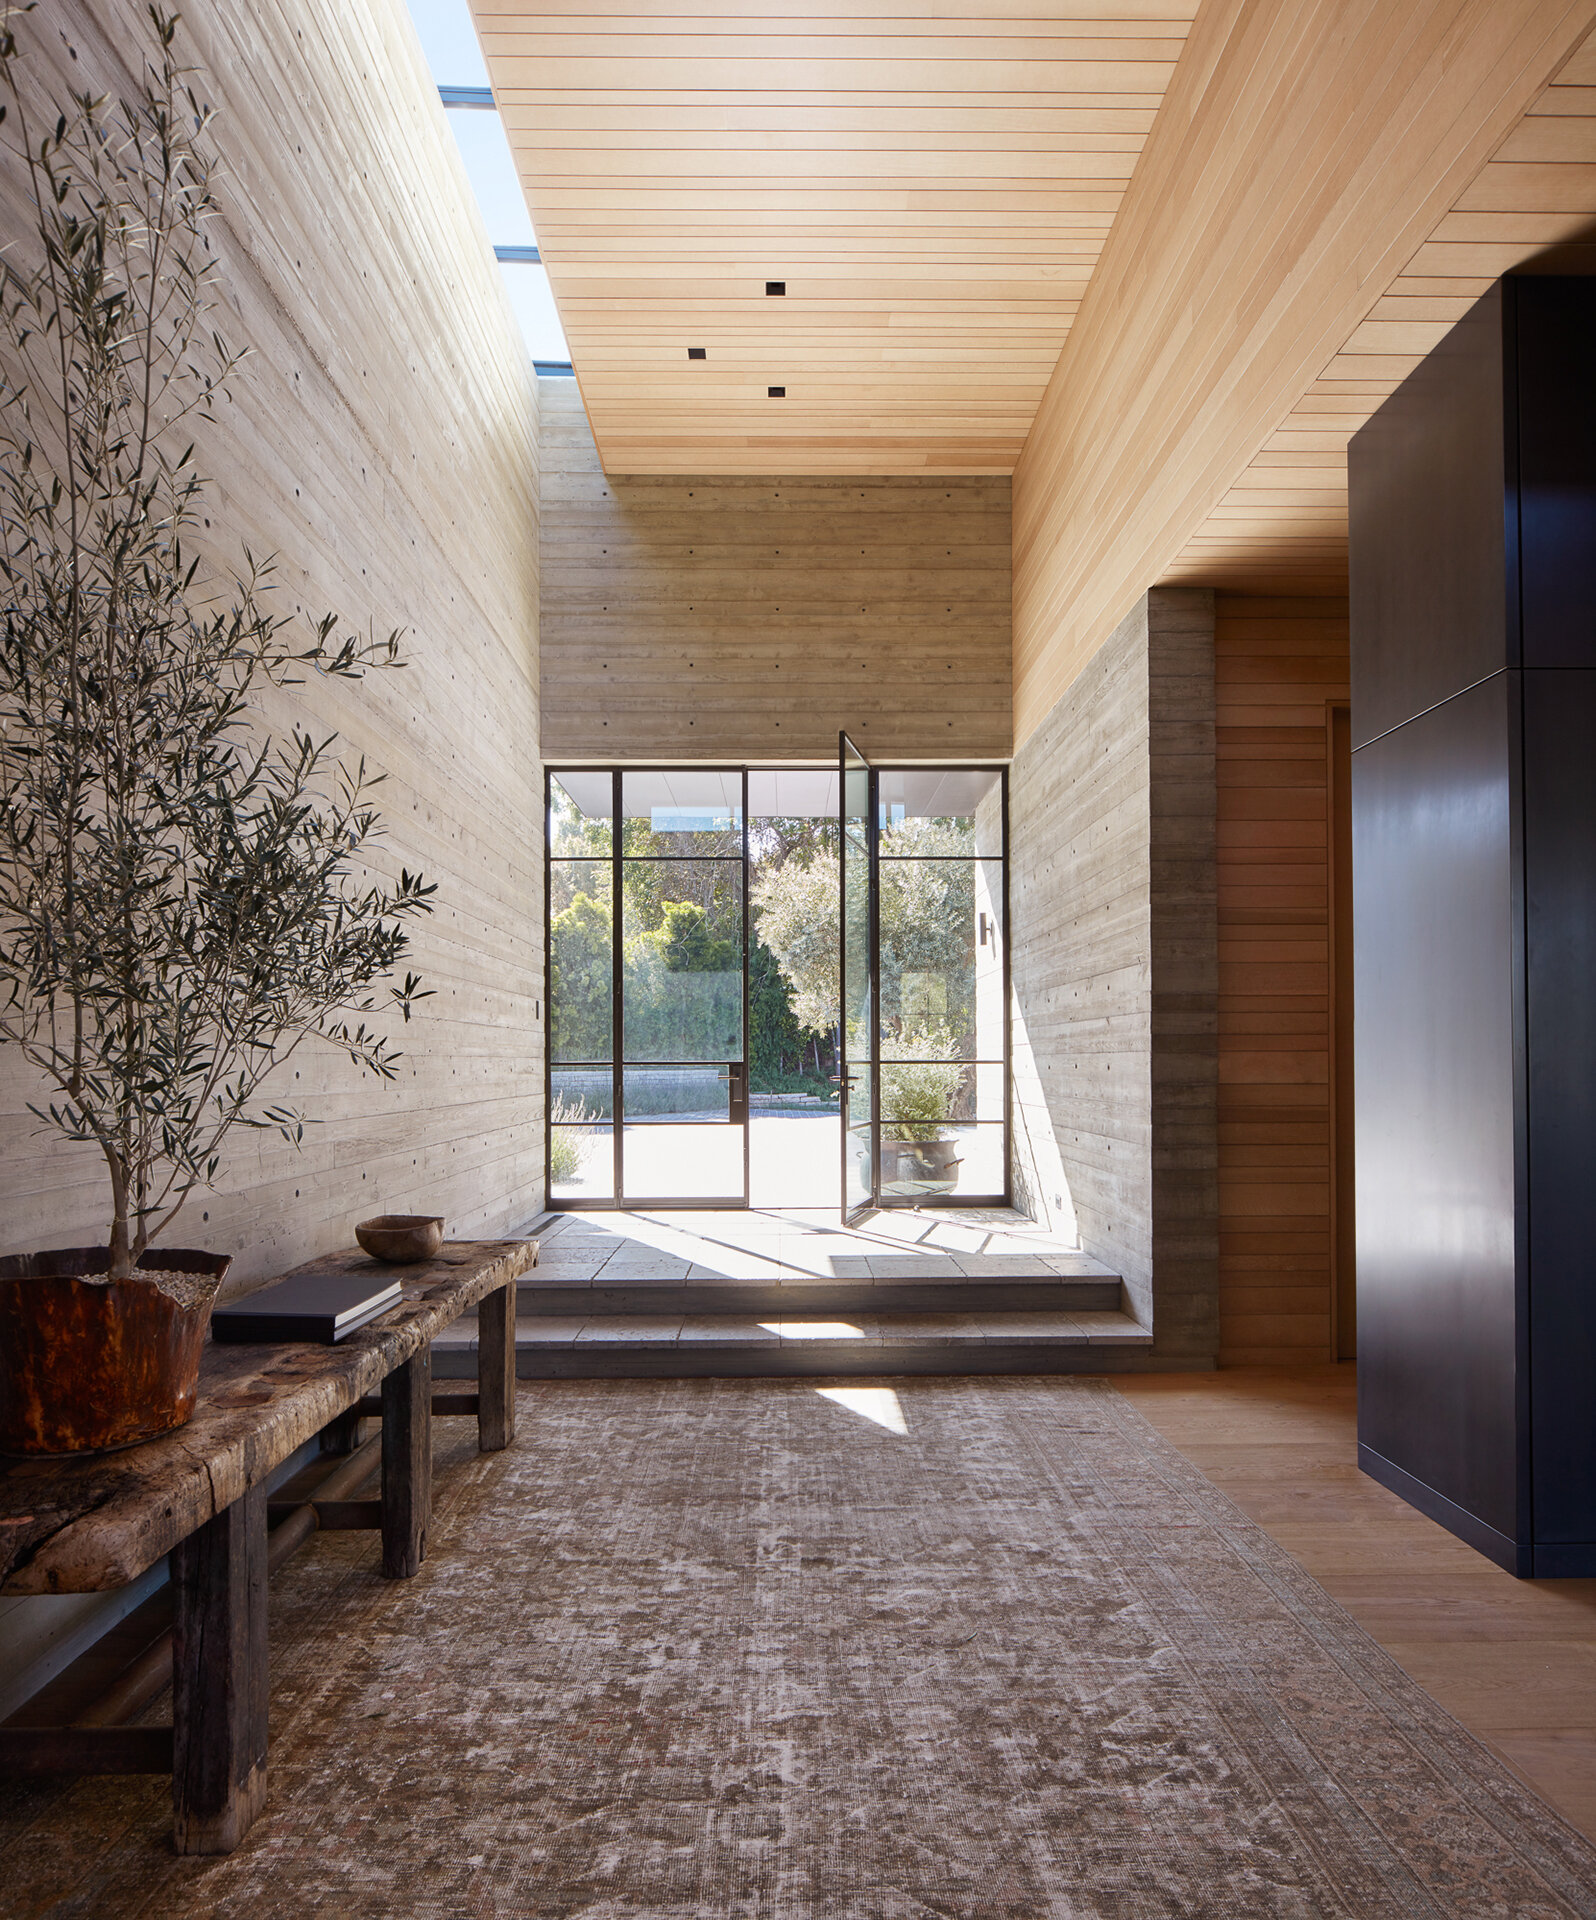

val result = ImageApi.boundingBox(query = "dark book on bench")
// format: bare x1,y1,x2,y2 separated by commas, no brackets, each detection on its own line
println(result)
211,1272,403,1344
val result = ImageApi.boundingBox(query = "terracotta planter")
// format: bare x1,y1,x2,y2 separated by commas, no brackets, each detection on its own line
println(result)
879,1137,963,1194
0,1246,232,1455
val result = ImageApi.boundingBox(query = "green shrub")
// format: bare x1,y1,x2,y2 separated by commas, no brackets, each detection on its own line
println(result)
548,1094,595,1184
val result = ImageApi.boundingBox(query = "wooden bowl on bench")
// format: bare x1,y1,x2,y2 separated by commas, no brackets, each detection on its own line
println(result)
355,1215,445,1263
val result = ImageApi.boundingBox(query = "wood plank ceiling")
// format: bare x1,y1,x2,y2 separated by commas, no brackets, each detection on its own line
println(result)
475,0,1596,622
472,0,1200,473
1163,30,1596,597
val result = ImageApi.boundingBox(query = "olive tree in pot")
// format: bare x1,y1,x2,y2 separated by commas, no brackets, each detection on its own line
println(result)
876,1029,967,1195
0,12,433,1453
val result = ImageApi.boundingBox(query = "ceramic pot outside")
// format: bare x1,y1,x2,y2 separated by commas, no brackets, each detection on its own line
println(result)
878,1137,963,1193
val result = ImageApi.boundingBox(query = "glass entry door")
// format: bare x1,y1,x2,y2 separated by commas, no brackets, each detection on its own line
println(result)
840,733,876,1224
548,769,749,1208
548,757,1008,1216
838,744,1011,1222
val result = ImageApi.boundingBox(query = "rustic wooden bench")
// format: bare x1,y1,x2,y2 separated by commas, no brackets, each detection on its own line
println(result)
0,1237,537,1853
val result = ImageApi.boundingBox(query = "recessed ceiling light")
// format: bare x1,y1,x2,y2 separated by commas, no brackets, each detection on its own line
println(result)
768,386,786,397
765,281,786,296
687,347,706,360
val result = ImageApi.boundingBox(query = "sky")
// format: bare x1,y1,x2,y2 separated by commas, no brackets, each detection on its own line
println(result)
405,0,571,362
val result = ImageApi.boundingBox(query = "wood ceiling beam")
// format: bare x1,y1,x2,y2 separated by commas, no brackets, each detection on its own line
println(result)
1011,0,1596,744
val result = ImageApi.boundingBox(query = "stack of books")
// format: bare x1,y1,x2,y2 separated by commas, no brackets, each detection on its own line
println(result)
212,1271,403,1344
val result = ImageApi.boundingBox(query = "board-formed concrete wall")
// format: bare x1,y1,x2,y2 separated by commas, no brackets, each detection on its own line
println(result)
539,380,1011,761
0,0,544,1289
1009,588,1218,1361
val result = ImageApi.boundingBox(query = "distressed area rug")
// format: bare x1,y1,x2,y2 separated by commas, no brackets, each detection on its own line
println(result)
4,1375,1596,1918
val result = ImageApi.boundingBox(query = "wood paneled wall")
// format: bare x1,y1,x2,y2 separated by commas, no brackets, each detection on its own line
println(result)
539,380,1010,760
0,0,543,1288
1215,595,1350,1365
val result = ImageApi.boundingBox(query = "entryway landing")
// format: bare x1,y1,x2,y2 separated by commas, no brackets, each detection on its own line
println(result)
534,1205,1111,1285
436,1208,1151,1378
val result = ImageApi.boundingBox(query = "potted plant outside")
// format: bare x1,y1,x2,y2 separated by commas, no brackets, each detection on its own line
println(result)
0,13,433,1452
876,1036,966,1195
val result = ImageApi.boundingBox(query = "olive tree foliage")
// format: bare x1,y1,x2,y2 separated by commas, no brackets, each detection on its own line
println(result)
549,788,831,1087
877,823,976,1047
753,816,976,1052
0,11,432,1277
749,849,839,1039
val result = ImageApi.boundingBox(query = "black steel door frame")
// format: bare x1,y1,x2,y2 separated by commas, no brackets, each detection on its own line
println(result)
545,765,750,1211
545,760,1011,1217
836,736,1012,1224
839,732,878,1225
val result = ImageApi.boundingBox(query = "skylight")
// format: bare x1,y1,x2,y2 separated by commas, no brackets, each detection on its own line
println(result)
446,112,538,250
405,0,571,367
407,0,488,86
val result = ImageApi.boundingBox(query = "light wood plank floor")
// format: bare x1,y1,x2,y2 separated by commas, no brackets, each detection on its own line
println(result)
1115,1365,1596,1845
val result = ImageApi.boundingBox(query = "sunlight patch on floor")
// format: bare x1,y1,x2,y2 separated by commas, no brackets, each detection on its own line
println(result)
760,1321,866,1340
815,1386,909,1434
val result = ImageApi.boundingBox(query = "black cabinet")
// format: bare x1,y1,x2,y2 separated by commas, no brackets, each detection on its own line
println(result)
1349,276,1596,1577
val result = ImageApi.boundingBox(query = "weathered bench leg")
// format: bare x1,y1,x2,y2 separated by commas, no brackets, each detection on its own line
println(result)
172,1481,268,1855
477,1280,517,1452
382,1347,431,1578
319,1406,364,1456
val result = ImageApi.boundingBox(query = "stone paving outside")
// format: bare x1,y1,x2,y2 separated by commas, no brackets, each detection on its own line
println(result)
555,1112,1007,1212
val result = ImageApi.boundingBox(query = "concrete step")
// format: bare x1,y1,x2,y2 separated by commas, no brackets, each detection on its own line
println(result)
515,1272,1124,1317
432,1306,1151,1379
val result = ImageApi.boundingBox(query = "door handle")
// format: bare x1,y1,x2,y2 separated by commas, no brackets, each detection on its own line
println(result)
727,1062,747,1123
